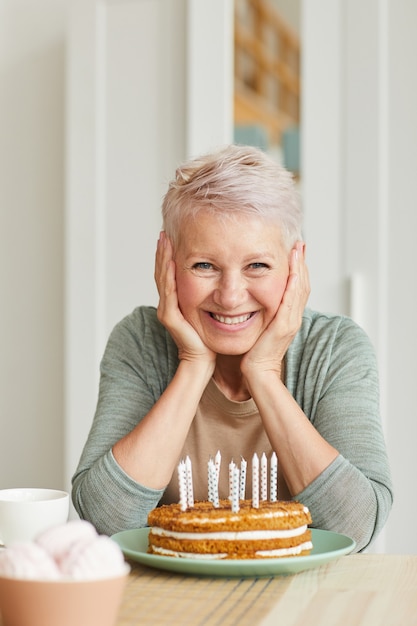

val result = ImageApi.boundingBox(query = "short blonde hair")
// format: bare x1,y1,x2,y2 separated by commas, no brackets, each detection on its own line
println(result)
162,144,302,251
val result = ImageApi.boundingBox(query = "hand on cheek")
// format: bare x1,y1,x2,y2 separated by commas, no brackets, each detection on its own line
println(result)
241,242,310,379
154,232,216,366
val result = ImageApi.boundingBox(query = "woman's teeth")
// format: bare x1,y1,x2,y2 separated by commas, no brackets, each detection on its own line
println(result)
211,313,252,325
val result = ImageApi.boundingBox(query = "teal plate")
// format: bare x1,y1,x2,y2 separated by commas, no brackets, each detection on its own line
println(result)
111,528,355,578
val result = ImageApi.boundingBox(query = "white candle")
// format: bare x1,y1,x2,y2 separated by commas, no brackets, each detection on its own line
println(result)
239,457,247,500
270,451,278,502
252,453,259,509
261,452,267,501
185,455,194,507
208,458,214,503
231,466,240,512
228,459,236,500
208,459,213,503
212,459,220,508
178,461,187,511
215,450,221,483
208,458,219,508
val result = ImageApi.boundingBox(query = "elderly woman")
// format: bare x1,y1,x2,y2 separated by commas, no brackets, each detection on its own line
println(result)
72,144,392,551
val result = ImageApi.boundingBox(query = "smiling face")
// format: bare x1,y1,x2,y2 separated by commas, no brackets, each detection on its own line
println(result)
174,211,290,356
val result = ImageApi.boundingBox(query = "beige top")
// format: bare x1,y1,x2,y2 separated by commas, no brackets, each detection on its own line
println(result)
160,377,291,505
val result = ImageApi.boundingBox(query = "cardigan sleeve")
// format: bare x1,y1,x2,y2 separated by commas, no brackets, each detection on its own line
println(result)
71,307,177,535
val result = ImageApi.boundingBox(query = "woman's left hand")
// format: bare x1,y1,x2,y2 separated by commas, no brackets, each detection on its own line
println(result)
240,242,338,497
241,241,310,381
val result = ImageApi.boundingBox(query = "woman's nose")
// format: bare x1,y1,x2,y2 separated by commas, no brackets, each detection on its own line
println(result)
212,272,246,309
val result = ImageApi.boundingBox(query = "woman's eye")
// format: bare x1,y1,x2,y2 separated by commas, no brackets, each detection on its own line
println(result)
249,262,268,270
193,262,213,271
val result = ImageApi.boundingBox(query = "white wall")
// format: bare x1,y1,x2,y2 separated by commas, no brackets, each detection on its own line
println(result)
384,0,417,554
0,0,67,489
302,0,417,553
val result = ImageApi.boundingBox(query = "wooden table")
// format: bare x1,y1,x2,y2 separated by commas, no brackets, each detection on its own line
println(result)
116,554,417,626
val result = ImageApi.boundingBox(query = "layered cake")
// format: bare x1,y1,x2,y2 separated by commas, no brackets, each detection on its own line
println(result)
147,499,312,560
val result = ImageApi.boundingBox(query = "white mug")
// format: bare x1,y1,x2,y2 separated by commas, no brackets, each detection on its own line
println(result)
0,488,69,546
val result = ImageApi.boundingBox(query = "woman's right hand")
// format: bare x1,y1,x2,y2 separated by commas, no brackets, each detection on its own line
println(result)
154,232,216,368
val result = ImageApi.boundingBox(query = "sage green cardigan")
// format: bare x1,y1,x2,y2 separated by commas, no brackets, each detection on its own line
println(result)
72,306,393,551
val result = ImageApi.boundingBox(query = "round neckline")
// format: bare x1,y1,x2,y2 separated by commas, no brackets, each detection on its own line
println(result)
205,377,258,417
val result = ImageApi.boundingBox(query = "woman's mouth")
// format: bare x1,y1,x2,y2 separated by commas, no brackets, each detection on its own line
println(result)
210,312,253,325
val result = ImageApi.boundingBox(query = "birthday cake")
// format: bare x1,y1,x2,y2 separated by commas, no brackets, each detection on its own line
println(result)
147,499,312,560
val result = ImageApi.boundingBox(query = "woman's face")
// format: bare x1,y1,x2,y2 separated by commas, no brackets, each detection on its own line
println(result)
174,211,290,355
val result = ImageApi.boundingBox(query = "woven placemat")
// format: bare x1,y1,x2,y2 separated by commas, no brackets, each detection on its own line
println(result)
116,561,292,626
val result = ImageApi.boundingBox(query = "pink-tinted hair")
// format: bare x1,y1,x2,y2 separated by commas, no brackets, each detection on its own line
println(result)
162,144,302,251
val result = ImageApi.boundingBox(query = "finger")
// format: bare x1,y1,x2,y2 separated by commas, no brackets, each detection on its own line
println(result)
155,233,174,297
154,232,165,289
295,242,311,303
289,242,310,299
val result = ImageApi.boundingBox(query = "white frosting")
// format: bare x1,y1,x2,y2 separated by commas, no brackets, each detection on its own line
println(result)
151,525,308,541
256,541,313,557
179,507,309,526
152,546,228,559
151,540,313,560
